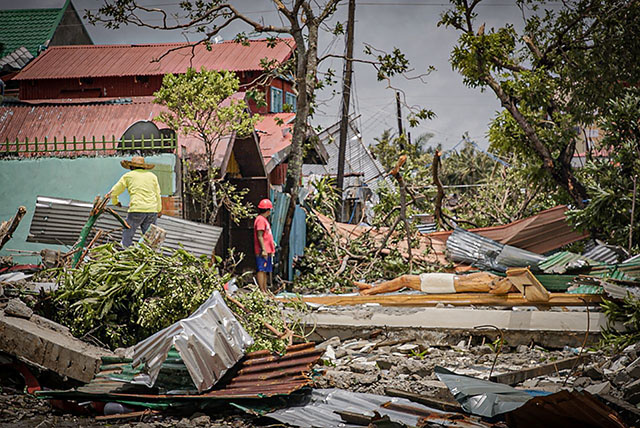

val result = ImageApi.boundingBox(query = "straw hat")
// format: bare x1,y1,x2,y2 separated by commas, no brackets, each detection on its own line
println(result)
120,156,155,170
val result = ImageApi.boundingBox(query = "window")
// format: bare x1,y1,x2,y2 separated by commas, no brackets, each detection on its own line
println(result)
270,87,283,113
285,92,297,112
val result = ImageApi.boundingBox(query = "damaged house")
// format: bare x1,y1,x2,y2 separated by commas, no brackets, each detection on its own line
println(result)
0,39,328,269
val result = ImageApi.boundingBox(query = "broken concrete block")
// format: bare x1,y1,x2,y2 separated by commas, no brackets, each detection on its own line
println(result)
316,336,340,351
3,298,33,319
0,312,113,383
351,361,377,373
516,344,529,353
377,359,393,370
322,345,336,362
583,365,604,381
474,345,494,356
625,357,640,378
610,356,629,372
624,378,640,398
573,376,592,388
613,369,631,386
334,348,347,359
584,381,611,396
395,343,420,354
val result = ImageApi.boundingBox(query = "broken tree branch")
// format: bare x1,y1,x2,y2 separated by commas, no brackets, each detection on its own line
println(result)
0,206,27,251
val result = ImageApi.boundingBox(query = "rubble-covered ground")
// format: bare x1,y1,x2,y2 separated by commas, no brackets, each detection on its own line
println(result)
2,333,639,427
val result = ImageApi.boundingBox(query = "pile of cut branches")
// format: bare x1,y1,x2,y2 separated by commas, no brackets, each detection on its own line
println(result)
48,243,306,353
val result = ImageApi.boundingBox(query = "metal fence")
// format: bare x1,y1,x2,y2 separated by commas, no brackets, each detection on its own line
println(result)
1,134,176,155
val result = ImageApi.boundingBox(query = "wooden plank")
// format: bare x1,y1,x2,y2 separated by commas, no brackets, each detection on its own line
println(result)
385,388,462,413
95,410,160,421
278,293,602,307
489,355,589,385
507,267,551,302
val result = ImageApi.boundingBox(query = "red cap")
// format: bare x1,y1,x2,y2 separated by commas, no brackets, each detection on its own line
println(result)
258,199,273,209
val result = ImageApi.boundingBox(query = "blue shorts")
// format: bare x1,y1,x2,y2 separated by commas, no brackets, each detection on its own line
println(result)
256,255,273,272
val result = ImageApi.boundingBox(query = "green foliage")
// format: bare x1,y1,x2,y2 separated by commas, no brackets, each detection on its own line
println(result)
154,67,258,224
600,295,640,352
51,243,304,353
439,0,640,206
568,90,640,248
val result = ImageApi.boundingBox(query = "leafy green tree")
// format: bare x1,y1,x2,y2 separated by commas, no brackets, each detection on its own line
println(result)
568,89,640,249
154,67,258,224
439,0,640,208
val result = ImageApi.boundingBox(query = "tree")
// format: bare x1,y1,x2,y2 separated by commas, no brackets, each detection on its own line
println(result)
568,89,640,249
439,0,640,208
88,0,346,202
154,67,257,224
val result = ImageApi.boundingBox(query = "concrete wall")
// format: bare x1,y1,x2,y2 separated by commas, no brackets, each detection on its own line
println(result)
0,154,175,262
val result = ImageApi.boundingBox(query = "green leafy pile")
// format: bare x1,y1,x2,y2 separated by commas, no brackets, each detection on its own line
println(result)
51,243,303,353
600,294,640,352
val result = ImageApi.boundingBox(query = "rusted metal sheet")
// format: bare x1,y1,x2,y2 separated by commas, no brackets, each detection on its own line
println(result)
0,96,242,163
427,205,588,254
38,343,322,403
504,390,627,428
15,39,294,81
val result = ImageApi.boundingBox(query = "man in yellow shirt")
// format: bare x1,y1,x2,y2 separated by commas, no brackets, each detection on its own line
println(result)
110,156,162,247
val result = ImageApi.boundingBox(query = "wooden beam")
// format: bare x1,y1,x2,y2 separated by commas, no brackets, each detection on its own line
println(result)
278,293,602,307
489,355,589,385
95,410,160,421
385,388,462,413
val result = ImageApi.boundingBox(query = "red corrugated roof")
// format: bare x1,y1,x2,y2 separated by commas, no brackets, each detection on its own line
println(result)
15,38,295,80
426,205,588,254
0,95,245,167
255,112,295,171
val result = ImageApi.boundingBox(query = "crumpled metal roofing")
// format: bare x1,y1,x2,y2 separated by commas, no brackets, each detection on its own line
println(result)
28,196,222,257
446,227,545,272
583,244,628,264
266,388,490,428
37,342,323,405
129,291,253,393
303,117,390,200
426,205,588,254
15,39,294,80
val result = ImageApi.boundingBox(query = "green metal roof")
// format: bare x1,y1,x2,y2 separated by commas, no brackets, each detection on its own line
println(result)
0,1,67,57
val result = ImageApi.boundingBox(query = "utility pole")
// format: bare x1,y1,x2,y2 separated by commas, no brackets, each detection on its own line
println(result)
395,91,405,150
336,0,356,221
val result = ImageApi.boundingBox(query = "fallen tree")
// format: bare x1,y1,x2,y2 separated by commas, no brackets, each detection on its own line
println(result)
45,243,307,353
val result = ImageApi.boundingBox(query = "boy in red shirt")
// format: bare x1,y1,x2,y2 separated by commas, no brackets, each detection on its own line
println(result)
254,199,275,293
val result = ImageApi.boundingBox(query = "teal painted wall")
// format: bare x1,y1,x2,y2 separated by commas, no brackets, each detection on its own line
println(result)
0,154,176,263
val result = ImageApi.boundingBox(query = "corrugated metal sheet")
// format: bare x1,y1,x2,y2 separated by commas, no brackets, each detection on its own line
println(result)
583,244,626,264
538,251,597,274
288,205,306,281
0,96,242,165
37,342,323,404
128,291,253,393
28,196,222,257
303,117,390,199
427,205,588,254
446,228,544,272
256,113,295,172
269,189,290,248
266,388,490,428
15,39,294,80
446,227,506,270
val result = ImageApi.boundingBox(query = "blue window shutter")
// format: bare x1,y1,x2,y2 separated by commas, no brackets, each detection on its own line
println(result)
285,92,297,112
270,87,283,113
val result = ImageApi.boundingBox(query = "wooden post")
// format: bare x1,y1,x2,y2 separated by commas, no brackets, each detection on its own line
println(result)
396,92,405,151
0,206,27,250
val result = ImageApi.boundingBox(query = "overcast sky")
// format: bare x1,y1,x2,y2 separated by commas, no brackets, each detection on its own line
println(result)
1,0,551,150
